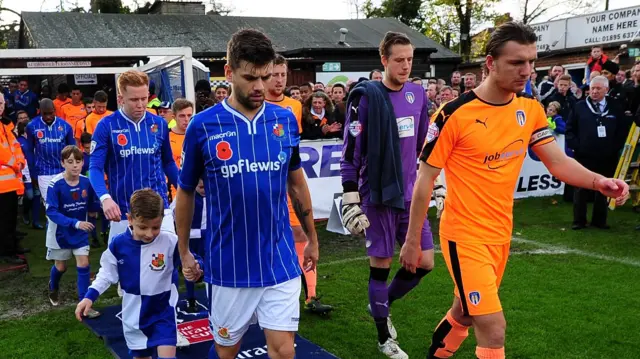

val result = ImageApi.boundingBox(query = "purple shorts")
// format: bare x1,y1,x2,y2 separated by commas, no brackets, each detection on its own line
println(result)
362,202,434,258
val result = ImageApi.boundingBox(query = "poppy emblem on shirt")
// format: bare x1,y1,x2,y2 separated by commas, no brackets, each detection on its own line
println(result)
71,191,80,200
36,130,44,139
117,134,128,146
216,141,233,161
405,92,415,104
150,253,166,271
218,327,230,339
81,189,87,198
151,124,159,133
516,110,526,127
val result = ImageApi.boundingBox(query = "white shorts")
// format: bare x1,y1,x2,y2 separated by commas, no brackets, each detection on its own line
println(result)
207,278,301,346
108,208,175,244
38,174,60,203
46,246,90,261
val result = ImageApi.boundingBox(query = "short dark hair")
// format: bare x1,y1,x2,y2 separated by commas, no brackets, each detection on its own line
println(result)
172,98,194,113
129,188,164,220
299,83,312,90
288,85,300,92
71,86,82,93
16,110,28,119
83,97,93,105
227,29,276,70
369,69,382,79
9,79,18,85
315,81,324,86
592,45,602,50
19,78,28,84
80,132,92,145
215,85,229,92
379,31,412,58
57,83,70,94
93,90,108,103
61,145,83,161
274,54,287,66
411,77,422,82
195,79,212,93
485,21,537,58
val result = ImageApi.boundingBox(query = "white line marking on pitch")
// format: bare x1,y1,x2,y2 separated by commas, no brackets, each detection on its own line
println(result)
512,237,640,267
319,247,570,268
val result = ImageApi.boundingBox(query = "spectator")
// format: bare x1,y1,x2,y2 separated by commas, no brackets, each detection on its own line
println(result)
289,85,301,101
314,82,325,91
369,69,383,81
543,74,576,120
3,79,17,120
214,85,229,103
194,79,215,113
157,101,174,124
411,77,423,86
601,60,628,110
538,64,564,102
331,83,346,103
463,73,476,92
436,78,446,91
40,85,52,100
13,78,39,120
620,70,632,88
585,45,608,85
440,86,454,103
450,70,462,88
566,75,634,230
628,64,640,113
452,88,460,98
546,100,573,202
300,83,313,103
302,91,341,140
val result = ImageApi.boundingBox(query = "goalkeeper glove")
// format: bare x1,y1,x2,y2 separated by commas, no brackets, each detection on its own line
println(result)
433,175,447,219
341,192,370,236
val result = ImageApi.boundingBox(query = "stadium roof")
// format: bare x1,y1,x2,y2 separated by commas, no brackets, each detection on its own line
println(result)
19,12,459,60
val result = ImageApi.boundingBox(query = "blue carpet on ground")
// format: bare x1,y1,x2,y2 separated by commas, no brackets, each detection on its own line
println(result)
82,289,339,359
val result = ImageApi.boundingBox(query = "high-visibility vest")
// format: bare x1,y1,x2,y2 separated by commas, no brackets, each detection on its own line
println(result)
0,123,25,194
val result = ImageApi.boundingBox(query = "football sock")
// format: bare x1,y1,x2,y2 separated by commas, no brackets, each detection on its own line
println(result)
185,279,195,300
475,346,505,359
50,265,65,291
77,266,90,301
427,310,470,358
369,266,391,344
388,267,431,307
296,241,317,302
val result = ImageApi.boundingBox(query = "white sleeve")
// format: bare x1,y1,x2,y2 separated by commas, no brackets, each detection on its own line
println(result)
201,198,207,230
89,248,119,295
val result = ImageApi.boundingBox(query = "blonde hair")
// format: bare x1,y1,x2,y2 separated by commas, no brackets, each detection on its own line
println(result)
129,188,164,220
547,101,561,114
117,70,149,94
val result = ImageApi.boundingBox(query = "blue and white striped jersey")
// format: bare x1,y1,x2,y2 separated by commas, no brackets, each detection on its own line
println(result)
178,99,302,288
25,116,75,176
46,174,100,249
88,110,179,220
86,229,180,350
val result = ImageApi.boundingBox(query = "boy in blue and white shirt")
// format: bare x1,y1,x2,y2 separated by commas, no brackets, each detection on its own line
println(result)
46,145,100,316
26,99,75,203
76,188,202,359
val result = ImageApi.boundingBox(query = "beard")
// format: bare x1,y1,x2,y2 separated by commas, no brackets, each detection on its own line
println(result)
236,87,264,110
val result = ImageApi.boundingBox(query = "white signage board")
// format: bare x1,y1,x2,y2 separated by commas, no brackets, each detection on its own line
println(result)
531,20,567,52
566,6,640,48
74,73,97,85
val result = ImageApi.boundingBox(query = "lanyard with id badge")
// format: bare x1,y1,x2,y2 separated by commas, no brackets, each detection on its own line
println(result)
593,100,608,138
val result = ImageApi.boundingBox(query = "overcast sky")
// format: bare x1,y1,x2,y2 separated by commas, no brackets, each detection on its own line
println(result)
1,0,638,25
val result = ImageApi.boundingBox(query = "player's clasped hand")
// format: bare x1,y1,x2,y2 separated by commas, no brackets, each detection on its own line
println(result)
595,178,630,206
341,192,370,236
102,198,122,222
181,251,202,282
77,221,95,232
75,298,94,322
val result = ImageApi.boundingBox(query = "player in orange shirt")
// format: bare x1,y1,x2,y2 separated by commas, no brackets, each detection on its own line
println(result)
85,91,113,135
168,98,193,199
60,86,87,136
53,83,72,118
265,54,333,315
73,97,95,143
400,22,630,359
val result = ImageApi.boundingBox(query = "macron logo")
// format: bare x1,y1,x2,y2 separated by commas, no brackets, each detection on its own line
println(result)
220,159,282,178
119,146,156,158
209,131,237,141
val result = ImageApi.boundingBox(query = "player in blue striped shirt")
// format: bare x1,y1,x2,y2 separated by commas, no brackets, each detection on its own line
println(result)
89,70,179,244
76,189,202,359
46,146,100,317
175,29,319,359
26,99,75,203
